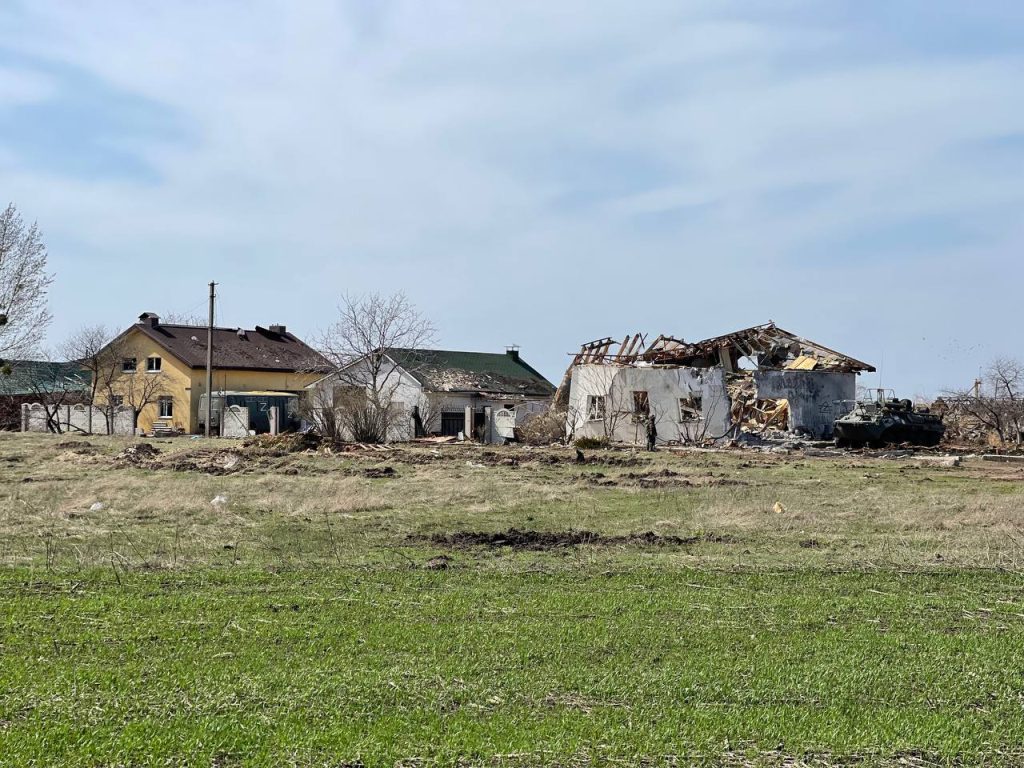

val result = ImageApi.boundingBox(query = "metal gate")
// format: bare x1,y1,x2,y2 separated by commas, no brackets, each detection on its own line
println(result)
440,411,464,437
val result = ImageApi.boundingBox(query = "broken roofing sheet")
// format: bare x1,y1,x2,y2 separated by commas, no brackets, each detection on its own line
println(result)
554,323,874,417
567,323,874,373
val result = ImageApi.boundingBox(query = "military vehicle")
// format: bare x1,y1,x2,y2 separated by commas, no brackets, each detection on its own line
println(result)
833,390,945,448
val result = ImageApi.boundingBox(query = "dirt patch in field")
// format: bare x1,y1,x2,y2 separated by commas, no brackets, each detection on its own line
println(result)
421,527,738,550
159,450,245,475
113,443,160,465
581,469,751,489
363,466,397,479
582,468,692,488
55,440,94,450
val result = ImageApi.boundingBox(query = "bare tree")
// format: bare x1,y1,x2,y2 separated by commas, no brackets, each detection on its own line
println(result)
944,359,1024,446
0,203,54,362
61,325,116,415
159,310,206,326
118,367,170,432
61,325,168,434
310,292,436,443
0,355,86,433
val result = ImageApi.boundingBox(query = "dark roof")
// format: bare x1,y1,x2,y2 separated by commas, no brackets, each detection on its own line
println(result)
0,360,91,396
133,323,330,372
387,348,555,397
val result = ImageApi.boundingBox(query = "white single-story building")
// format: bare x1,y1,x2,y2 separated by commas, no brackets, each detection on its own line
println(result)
307,347,555,443
563,323,874,445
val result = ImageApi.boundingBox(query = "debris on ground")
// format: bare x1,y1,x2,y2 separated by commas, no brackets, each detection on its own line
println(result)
89,502,105,512
772,501,786,514
241,432,324,455
163,451,245,475
114,443,161,465
419,527,738,550
727,374,789,434
211,494,228,508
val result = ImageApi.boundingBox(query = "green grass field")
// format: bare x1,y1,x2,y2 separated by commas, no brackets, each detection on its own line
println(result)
2,433,1023,766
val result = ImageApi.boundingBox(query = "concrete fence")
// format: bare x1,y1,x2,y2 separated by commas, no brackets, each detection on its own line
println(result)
21,403,135,435
221,405,250,438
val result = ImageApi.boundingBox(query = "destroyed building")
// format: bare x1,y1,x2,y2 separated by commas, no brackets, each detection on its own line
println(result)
558,323,875,445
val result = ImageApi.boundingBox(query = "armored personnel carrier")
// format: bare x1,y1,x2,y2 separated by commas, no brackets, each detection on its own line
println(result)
834,390,945,448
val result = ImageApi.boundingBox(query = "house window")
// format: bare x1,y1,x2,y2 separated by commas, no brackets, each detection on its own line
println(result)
632,391,650,415
146,356,162,372
109,395,124,407
586,395,606,421
158,396,173,419
679,394,703,421
122,358,137,373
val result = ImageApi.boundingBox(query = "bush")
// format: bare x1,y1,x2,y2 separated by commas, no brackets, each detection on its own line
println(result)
516,409,567,446
574,436,609,450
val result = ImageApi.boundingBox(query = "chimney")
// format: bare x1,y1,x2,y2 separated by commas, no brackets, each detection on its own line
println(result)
269,324,286,335
139,312,159,328
505,345,520,362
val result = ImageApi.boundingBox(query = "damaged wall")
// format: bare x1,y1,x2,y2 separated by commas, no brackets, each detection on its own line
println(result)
753,370,855,438
568,365,731,445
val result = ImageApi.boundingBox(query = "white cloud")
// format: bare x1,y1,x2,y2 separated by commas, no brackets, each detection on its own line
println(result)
0,1,1021,394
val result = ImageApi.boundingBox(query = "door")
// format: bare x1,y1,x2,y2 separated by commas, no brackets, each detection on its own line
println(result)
440,411,464,437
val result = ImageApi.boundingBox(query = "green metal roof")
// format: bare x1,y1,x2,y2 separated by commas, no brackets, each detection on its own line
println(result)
387,348,555,397
0,360,91,396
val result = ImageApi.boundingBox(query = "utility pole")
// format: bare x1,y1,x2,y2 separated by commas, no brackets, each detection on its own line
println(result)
205,281,216,438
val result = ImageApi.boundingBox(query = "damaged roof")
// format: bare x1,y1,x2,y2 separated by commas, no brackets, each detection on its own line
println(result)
571,323,874,373
387,348,556,397
133,322,329,372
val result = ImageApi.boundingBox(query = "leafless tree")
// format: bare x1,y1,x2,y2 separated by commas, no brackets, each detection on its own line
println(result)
60,325,117,415
159,310,206,326
61,325,168,433
115,366,170,433
0,354,86,433
944,358,1024,446
0,203,54,361
310,292,436,443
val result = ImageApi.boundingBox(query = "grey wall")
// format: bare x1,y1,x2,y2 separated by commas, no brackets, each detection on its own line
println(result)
568,364,731,445
22,403,134,434
754,370,856,438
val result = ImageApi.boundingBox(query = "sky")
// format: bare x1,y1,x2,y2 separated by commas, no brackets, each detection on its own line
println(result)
1,1,1022,397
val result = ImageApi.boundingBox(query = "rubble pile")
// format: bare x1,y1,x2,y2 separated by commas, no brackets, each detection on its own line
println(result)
114,443,161,465
726,374,789,433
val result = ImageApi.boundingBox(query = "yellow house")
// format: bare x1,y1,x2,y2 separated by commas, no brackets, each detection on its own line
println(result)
98,313,328,434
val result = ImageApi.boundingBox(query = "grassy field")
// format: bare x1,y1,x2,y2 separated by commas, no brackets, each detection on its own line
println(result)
2,432,1024,766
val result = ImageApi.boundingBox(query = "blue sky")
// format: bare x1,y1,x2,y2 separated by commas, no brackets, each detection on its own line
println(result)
1,1,1022,396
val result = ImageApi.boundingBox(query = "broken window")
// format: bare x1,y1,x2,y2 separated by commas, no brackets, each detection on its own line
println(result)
587,395,606,421
632,391,650,415
109,395,124,407
121,357,137,373
679,394,702,421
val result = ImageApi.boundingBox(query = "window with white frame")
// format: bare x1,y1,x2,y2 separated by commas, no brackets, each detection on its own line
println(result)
678,394,703,421
122,357,137,373
586,395,606,420
146,356,162,372
158,396,173,419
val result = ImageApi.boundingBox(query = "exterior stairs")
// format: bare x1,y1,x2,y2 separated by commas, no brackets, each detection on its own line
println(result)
150,419,178,437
